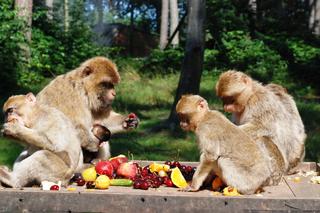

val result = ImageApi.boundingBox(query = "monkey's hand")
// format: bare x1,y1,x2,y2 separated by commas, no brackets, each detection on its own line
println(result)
179,185,199,192
123,113,139,129
2,121,23,137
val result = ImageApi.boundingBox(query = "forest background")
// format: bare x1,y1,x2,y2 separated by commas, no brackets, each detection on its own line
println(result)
0,0,319,166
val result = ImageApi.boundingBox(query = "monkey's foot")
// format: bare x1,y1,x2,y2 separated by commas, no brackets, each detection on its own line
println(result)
179,185,199,192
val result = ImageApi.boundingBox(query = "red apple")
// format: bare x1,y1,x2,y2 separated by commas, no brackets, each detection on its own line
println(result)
95,161,114,178
116,162,138,179
109,155,128,171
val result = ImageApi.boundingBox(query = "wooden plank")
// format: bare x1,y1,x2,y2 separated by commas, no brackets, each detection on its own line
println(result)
284,175,320,198
0,189,319,212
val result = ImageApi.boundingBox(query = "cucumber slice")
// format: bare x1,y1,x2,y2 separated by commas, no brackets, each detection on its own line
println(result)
110,179,133,186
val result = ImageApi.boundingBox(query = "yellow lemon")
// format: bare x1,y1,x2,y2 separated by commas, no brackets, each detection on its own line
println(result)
95,175,110,189
170,167,188,188
82,167,97,182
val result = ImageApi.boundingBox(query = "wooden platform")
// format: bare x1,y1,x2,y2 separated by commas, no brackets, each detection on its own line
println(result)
0,162,319,212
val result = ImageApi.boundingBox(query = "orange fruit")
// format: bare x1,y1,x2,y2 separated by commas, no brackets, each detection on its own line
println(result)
170,167,188,188
212,176,224,191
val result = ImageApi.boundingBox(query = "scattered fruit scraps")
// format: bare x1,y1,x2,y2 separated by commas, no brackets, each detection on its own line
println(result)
222,186,241,196
310,176,320,184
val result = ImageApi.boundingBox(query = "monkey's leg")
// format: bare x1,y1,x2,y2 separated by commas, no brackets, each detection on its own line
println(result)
91,142,111,164
11,150,71,188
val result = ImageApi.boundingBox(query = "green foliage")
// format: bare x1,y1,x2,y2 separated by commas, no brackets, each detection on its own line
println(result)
221,31,288,83
0,0,26,95
287,38,320,64
142,48,184,75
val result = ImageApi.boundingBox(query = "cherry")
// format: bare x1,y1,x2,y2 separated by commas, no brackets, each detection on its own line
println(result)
76,178,86,186
133,180,142,189
186,166,193,173
86,181,95,189
172,161,181,168
180,165,187,172
164,179,173,187
128,113,136,119
141,168,149,177
140,181,149,190
164,161,172,166
50,185,60,191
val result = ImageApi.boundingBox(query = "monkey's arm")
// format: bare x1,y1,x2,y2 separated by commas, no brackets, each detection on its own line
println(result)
101,110,139,134
183,153,216,192
3,122,57,152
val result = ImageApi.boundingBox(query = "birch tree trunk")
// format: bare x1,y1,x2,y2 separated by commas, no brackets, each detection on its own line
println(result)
45,0,53,20
15,0,33,61
64,0,69,33
309,0,320,35
170,0,179,47
159,0,169,50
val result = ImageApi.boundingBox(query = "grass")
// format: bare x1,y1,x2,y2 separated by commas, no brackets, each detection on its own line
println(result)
0,67,319,166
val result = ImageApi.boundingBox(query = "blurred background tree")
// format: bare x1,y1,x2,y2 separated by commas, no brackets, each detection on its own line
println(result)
0,0,319,164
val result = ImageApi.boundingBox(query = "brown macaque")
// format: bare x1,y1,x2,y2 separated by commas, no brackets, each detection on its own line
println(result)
14,57,139,165
215,70,306,172
0,93,83,188
176,95,284,194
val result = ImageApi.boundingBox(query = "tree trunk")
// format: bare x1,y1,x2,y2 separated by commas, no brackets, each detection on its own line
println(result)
248,0,257,36
159,0,169,50
169,0,179,47
15,0,33,42
97,0,104,26
64,0,69,33
309,0,320,35
45,0,53,20
15,0,33,61
167,0,206,125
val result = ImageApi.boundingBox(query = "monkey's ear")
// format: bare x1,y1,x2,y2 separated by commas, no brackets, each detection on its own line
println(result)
26,93,36,103
81,66,93,77
242,76,252,85
198,99,207,110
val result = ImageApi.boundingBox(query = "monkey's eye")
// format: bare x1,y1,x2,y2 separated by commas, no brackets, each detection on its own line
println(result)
101,82,114,90
5,107,15,114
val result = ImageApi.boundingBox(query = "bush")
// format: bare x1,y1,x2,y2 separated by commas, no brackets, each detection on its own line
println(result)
142,48,184,75
221,31,288,83
0,0,26,95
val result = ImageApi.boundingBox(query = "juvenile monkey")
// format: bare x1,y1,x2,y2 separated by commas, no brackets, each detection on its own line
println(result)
15,57,139,165
215,71,306,171
176,95,284,194
1,93,83,187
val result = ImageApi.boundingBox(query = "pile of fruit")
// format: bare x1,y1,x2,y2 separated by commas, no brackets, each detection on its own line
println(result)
71,155,196,190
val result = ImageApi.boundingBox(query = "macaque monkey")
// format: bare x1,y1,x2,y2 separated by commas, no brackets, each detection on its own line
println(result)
215,70,306,172
176,95,284,194
14,57,139,165
1,93,83,187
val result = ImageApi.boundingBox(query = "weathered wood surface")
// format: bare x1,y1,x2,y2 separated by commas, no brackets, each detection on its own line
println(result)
0,162,319,212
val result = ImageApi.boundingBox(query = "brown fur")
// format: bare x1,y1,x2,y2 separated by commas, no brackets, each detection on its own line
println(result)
176,95,283,194
15,57,139,164
216,70,306,172
1,93,83,188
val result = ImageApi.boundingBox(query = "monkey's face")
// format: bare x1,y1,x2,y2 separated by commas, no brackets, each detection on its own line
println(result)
216,71,252,114
178,113,196,131
80,57,120,111
3,93,36,127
